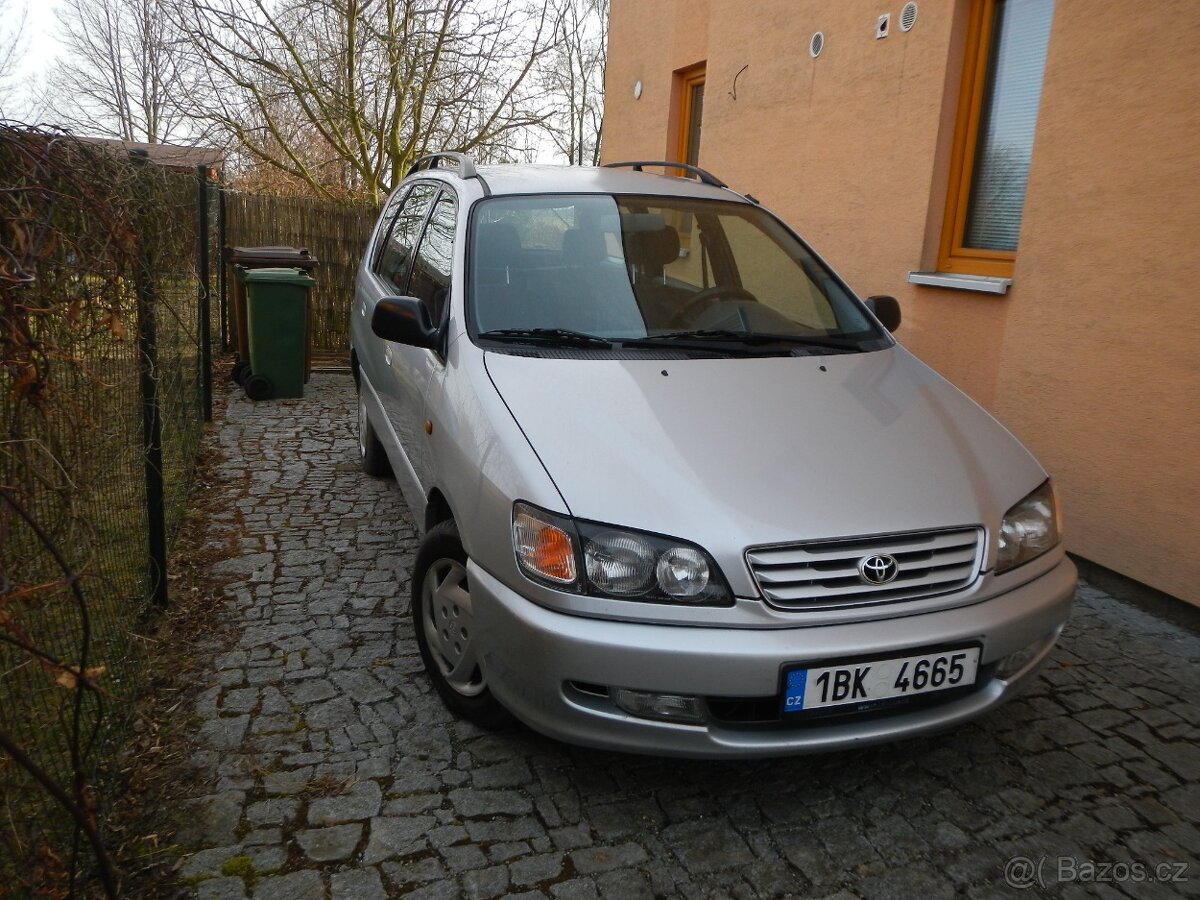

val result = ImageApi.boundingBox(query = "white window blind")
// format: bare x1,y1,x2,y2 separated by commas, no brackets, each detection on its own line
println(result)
963,0,1055,252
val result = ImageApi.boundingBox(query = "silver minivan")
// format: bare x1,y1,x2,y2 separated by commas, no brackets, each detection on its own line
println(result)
350,154,1075,758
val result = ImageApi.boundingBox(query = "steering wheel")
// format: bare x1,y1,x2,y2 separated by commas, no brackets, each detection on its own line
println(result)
673,285,758,328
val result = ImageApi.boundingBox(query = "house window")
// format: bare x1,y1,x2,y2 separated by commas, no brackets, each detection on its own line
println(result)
939,0,1055,278
675,64,706,169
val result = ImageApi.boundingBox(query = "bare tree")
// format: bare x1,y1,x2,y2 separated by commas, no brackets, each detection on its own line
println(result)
176,0,561,199
0,0,28,117
43,0,195,143
540,0,606,165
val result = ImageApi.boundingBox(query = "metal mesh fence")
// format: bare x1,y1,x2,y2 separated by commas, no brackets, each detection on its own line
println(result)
0,126,210,896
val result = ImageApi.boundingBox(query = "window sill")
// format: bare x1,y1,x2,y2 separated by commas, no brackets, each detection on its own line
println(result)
907,272,1012,295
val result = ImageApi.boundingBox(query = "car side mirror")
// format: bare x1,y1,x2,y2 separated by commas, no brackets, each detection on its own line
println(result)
371,297,438,349
865,295,901,333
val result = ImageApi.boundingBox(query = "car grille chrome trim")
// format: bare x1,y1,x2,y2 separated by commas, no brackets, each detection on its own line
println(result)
746,526,984,610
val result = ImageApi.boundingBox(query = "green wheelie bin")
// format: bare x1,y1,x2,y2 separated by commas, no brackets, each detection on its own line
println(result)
225,246,319,385
240,267,316,400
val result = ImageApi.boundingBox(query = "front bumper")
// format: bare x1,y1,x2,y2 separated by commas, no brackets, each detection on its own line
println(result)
470,556,1077,758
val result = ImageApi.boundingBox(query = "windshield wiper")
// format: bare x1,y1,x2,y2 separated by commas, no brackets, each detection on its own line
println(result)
479,328,615,349
623,330,863,351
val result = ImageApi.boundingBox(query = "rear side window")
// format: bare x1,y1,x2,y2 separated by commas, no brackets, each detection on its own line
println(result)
408,193,456,325
371,187,407,270
376,182,437,292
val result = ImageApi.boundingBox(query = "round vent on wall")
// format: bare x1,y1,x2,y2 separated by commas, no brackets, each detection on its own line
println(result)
900,2,918,32
810,31,825,58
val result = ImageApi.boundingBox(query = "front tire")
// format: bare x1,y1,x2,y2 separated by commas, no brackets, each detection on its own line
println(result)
357,392,392,477
412,521,509,728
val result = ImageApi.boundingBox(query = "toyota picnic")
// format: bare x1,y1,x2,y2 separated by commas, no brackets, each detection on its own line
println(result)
349,154,1076,758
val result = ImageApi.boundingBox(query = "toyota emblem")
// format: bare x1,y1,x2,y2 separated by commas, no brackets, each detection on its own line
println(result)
858,554,899,585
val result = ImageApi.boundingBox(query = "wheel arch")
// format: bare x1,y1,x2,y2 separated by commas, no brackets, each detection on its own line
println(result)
425,488,455,534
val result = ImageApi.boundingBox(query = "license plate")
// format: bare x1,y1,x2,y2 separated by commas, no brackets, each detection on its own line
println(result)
783,647,981,714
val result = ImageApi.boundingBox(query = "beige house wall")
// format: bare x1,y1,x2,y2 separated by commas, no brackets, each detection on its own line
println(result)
604,0,1200,604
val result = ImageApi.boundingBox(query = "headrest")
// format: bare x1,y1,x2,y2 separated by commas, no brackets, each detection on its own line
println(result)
476,222,522,270
560,228,607,265
625,225,681,270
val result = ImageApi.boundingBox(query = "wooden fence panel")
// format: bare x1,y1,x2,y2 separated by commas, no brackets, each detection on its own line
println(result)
224,193,380,356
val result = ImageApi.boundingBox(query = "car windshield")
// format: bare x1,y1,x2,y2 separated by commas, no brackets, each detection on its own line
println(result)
468,194,882,349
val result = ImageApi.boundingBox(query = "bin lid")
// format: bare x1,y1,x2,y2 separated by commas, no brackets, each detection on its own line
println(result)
240,266,317,287
224,245,319,269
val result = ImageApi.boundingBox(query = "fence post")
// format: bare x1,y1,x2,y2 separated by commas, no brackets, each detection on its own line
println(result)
197,165,213,422
130,149,169,608
218,175,228,351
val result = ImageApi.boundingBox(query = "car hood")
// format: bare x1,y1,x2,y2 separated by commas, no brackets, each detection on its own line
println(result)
484,346,1045,564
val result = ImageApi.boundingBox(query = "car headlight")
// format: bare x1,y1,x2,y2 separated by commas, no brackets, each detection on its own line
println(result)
995,480,1061,574
512,502,731,605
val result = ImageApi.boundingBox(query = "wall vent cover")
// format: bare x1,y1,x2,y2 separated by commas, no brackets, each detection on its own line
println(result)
810,31,825,58
900,2,918,31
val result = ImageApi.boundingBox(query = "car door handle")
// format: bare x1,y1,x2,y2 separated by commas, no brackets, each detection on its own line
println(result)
384,346,392,365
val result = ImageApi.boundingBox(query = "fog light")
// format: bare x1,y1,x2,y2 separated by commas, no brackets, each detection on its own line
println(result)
994,637,1052,680
612,689,704,723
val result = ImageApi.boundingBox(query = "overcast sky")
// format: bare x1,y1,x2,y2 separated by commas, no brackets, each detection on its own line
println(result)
5,0,59,117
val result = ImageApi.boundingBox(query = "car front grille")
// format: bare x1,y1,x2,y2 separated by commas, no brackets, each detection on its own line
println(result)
746,526,984,611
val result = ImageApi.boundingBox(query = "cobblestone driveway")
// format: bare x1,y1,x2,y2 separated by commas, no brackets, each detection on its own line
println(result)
175,374,1199,899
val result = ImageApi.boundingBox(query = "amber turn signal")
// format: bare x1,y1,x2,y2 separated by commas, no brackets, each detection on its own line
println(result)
512,504,578,585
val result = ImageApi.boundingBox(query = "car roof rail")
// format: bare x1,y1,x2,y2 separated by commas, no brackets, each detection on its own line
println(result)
602,160,728,189
406,151,491,196
407,152,479,180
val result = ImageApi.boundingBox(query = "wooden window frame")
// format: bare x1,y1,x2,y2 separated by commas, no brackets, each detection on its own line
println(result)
673,63,706,172
938,0,1016,279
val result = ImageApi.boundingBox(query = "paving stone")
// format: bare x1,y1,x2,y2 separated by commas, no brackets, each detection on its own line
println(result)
383,856,447,884
331,868,387,900
242,828,282,846
252,870,324,900
488,841,531,863
394,879,459,900
461,866,510,900
594,868,654,900
509,851,564,885
196,878,248,900
550,878,600,900
550,824,593,851
244,798,299,827
262,769,312,796
450,788,534,817
440,843,488,870
570,842,649,874
199,715,250,750
307,780,383,824
180,846,247,880
1144,741,1200,781
473,760,534,789
286,678,340,704
661,819,755,873
221,688,260,713
362,815,437,864
214,553,275,577
181,791,245,846
331,669,391,703
297,822,363,861
856,867,956,900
